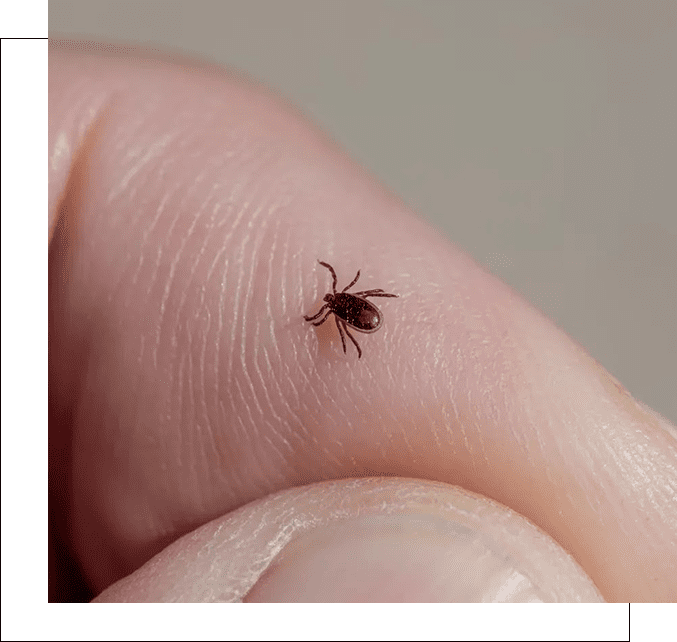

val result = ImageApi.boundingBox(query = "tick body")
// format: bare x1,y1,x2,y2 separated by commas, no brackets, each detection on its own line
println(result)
304,260,398,359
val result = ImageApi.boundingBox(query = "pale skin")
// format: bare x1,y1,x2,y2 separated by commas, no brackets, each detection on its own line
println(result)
49,40,677,602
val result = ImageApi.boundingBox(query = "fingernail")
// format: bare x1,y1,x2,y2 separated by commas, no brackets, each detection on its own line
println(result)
245,512,596,602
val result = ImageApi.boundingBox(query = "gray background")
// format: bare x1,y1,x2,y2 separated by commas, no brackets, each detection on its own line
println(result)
50,1,677,423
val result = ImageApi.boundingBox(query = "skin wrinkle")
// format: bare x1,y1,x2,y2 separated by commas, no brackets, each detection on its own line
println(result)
150,199,175,368
459,390,473,471
639,445,676,529
474,402,490,471
569,431,604,522
260,340,289,428
636,442,669,514
183,347,199,485
603,431,648,528
263,341,307,454
235,220,263,420
267,226,307,380
213,252,231,447
227,243,246,381
130,189,169,291
173,344,186,471
262,433,289,482
321,440,345,470
242,332,282,447
228,407,255,497
184,295,203,469
192,339,214,487
574,407,658,590
274,293,313,445
188,211,227,463
516,381,540,474
232,374,258,466
436,396,455,457
163,184,205,381
112,133,173,206
201,302,221,464
277,263,323,446
476,377,494,469
128,150,176,230
250,210,288,436
207,215,228,400
538,395,566,490
533,397,555,489
211,402,231,489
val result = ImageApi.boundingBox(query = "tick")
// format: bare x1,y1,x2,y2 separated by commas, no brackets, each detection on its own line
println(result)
304,260,398,359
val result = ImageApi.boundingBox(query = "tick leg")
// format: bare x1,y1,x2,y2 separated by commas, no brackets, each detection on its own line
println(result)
343,323,362,359
356,290,398,298
342,269,361,292
311,311,332,326
335,316,347,354
353,288,385,295
318,261,338,294
304,303,330,322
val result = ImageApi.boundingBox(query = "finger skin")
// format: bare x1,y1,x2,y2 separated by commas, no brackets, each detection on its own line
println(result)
49,40,677,600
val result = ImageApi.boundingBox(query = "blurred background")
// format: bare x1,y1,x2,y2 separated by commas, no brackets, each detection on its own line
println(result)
50,1,677,423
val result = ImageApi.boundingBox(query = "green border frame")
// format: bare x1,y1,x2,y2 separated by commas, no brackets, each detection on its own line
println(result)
0,0,677,640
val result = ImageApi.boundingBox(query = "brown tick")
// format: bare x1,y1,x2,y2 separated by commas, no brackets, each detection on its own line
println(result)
304,260,398,359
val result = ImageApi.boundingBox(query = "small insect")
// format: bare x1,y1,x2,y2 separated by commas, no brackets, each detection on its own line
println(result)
304,260,398,359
